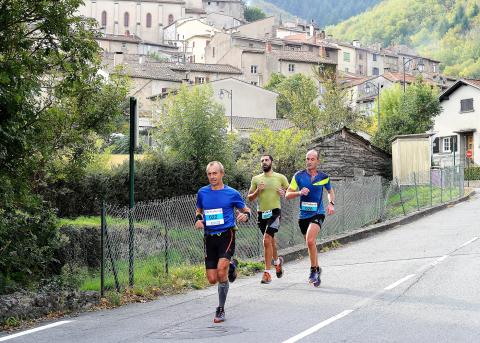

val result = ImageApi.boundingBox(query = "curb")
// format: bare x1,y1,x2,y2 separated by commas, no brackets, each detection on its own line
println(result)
277,190,477,264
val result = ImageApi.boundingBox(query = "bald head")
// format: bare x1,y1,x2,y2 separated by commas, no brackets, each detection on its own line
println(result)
305,149,320,171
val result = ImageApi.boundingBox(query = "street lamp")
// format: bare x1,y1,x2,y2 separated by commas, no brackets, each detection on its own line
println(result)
364,81,382,129
402,56,425,92
219,88,233,132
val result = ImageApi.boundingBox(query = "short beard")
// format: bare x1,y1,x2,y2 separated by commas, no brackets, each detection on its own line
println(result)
262,165,272,172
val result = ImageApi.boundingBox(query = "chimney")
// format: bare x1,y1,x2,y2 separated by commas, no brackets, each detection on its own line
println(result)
309,24,314,38
265,41,272,53
352,39,361,48
113,51,124,67
319,30,325,39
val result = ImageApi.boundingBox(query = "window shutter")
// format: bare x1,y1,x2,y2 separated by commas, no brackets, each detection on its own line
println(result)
433,137,439,153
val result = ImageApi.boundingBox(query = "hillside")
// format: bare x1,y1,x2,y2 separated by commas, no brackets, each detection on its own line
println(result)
248,0,297,22
327,0,480,78
252,0,381,26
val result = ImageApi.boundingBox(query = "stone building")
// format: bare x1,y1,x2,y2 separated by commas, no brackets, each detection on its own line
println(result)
309,127,391,180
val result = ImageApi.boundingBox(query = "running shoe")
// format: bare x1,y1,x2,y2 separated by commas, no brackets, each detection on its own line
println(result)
308,269,318,284
313,267,322,288
228,258,238,283
261,271,272,284
214,306,225,323
275,256,284,278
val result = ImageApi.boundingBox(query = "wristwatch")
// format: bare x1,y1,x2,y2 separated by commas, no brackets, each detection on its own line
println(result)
329,201,335,206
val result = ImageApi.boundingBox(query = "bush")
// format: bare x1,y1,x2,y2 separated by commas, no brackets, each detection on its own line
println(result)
465,166,480,180
44,155,250,218
0,202,63,294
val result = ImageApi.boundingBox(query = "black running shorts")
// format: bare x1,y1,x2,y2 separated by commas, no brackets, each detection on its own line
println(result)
257,208,281,237
204,228,236,269
298,214,325,235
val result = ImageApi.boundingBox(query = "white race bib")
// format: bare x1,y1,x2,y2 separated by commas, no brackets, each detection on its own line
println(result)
262,210,273,219
204,208,224,226
301,202,318,212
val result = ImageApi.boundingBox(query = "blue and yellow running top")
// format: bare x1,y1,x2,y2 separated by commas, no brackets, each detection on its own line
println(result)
289,170,332,219
196,185,246,234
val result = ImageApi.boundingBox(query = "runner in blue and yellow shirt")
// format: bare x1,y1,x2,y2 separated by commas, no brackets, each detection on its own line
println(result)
195,161,251,323
286,149,335,287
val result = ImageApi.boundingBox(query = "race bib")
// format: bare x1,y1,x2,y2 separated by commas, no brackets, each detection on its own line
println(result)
301,202,318,212
204,208,224,226
262,210,273,219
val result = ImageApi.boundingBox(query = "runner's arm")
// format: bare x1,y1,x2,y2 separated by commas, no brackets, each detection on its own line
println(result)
285,186,302,199
247,184,259,201
236,206,252,222
194,208,204,229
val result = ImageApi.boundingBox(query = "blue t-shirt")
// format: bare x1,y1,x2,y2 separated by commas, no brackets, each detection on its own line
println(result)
196,185,246,234
289,170,332,219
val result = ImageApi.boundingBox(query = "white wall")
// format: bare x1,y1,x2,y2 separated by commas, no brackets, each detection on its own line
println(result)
434,84,480,165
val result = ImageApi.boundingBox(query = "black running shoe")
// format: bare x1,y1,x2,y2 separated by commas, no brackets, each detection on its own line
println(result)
313,267,322,288
214,306,225,323
228,258,238,283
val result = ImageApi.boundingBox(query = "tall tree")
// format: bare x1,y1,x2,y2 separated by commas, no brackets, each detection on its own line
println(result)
315,67,367,135
372,81,442,152
154,84,231,170
0,0,128,292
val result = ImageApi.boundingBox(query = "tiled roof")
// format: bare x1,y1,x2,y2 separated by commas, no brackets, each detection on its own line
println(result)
270,49,336,64
161,62,242,74
104,59,184,82
231,116,294,131
97,34,142,43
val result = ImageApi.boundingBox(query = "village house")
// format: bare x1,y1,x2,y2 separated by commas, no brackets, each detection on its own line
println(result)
432,79,480,167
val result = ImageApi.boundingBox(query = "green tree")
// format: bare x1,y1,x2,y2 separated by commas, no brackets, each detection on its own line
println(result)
0,0,129,292
315,67,367,135
268,73,321,134
238,127,308,178
372,81,442,152
245,6,267,22
154,84,231,170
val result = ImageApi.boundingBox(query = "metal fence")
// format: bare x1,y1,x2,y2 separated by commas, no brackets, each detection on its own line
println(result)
100,167,464,293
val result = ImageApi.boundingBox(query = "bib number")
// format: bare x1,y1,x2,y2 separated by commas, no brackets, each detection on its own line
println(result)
204,208,224,226
301,202,318,212
262,210,273,219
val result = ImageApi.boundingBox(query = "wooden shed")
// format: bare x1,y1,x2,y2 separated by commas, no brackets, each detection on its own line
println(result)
309,127,391,180
391,133,433,184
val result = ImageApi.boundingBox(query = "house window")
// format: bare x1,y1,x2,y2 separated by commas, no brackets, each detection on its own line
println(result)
251,65,257,74
146,13,152,28
249,43,254,48
343,52,350,62
212,47,215,58
358,53,363,60
325,51,330,58
359,65,363,75
442,137,451,152
345,67,349,72
372,67,379,75
124,12,129,27
192,41,195,48
433,64,437,73
125,30,130,36
288,63,295,72
101,11,107,27
460,98,474,112
195,77,205,84
373,53,377,61
168,14,174,25
251,81,258,86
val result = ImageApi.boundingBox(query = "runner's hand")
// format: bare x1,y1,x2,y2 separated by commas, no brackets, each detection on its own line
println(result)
277,188,286,197
257,182,266,192
195,220,204,230
326,204,335,215
300,187,310,196
236,211,249,222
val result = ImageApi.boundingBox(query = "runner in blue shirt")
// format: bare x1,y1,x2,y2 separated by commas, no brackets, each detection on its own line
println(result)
286,149,335,287
195,161,251,323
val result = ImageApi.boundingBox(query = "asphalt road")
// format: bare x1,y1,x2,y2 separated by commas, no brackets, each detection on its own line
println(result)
2,193,479,343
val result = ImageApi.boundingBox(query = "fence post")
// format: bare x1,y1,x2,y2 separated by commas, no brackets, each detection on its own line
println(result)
396,178,406,216
430,169,433,207
100,201,105,298
440,169,443,203
413,172,420,211
165,225,169,275
450,167,453,200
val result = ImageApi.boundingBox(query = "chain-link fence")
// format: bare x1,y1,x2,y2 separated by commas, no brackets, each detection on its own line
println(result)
100,167,464,293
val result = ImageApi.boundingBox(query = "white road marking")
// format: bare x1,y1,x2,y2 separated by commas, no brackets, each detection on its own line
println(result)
281,310,354,343
0,321,72,342
458,237,478,249
384,274,416,291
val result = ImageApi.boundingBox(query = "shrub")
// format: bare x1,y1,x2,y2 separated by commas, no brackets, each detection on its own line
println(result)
465,166,480,180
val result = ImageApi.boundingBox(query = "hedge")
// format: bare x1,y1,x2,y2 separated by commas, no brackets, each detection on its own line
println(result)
465,166,480,181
